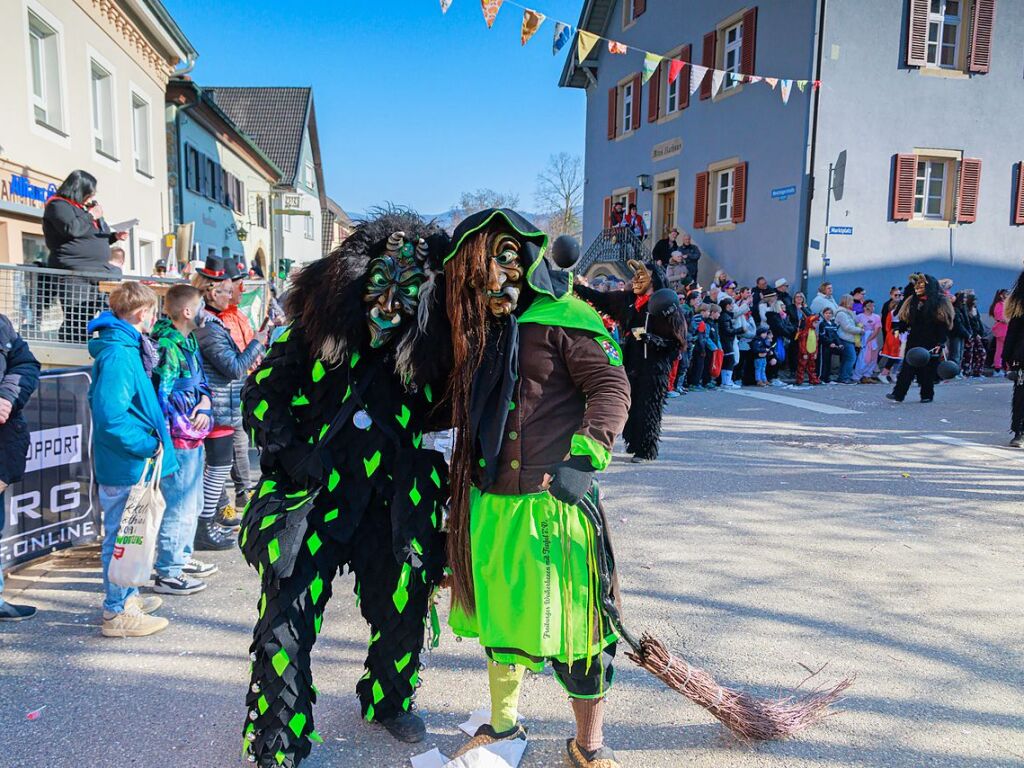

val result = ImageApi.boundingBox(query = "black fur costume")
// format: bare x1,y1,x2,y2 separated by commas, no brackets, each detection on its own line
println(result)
239,212,452,767
575,266,683,461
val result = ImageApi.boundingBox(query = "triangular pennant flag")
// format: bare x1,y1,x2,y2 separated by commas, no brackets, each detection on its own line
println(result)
813,80,822,90
748,75,763,84
780,79,793,104
689,63,707,95
643,52,664,83
553,21,571,55
577,30,599,62
440,0,452,13
668,59,685,84
765,76,778,89
796,80,808,92
608,40,628,54
480,0,503,28
711,69,725,94
520,9,545,45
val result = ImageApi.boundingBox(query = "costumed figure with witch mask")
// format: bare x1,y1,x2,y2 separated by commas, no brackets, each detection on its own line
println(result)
886,273,954,404
443,209,632,768
574,260,685,463
238,210,453,767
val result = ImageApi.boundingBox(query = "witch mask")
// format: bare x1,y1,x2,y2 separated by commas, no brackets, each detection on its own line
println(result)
363,231,428,348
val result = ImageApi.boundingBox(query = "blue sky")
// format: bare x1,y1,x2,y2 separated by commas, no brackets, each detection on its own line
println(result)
164,0,586,215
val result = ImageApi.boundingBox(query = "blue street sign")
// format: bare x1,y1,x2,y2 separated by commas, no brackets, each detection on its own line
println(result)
822,257,831,266
771,185,797,200
809,239,821,250
829,226,854,235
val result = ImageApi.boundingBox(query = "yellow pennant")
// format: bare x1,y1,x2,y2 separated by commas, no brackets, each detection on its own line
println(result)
577,30,599,62
521,9,545,45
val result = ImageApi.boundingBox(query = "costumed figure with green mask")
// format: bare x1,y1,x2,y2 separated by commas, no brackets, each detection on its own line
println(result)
238,210,452,767
443,209,631,768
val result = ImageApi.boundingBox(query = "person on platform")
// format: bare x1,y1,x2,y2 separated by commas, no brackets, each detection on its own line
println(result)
677,232,701,287
0,314,41,621
652,227,680,267
887,274,954,404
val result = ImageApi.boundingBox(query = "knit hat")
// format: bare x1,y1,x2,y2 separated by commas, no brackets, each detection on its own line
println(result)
775,278,789,289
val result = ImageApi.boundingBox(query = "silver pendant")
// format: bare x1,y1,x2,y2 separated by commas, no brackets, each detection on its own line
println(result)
353,409,373,430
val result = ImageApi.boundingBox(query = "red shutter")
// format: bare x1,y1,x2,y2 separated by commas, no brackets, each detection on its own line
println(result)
700,31,715,100
732,162,748,223
631,74,642,131
969,0,996,73
956,158,982,223
740,7,758,75
607,87,617,140
693,172,709,229
892,153,917,221
680,44,692,110
603,196,612,228
634,0,646,19
627,189,637,211
906,0,929,67
648,61,662,122
1015,163,1024,225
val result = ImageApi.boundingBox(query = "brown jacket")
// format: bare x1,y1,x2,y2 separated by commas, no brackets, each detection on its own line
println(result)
481,323,631,496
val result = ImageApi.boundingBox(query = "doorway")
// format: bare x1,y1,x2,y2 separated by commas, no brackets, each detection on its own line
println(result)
654,173,678,239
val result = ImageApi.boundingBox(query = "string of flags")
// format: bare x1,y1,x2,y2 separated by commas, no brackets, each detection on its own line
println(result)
439,0,821,104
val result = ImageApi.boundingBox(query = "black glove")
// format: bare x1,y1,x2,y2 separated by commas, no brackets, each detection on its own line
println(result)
548,455,595,506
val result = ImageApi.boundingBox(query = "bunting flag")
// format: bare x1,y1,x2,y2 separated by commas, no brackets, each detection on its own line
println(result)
440,0,452,13
765,76,779,89
668,59,685,84
608,40,628,54
813,80,822,90
553,21,571,55
711,69,725,95
481,0,503,28
689,63,707,95
780,79,793,104
521,9,545,45
577,29,599,62
642,52,664,83
748,75,763,84
796,80,808,92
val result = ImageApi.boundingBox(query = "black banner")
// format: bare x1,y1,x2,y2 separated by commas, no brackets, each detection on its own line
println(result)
1,368,99,568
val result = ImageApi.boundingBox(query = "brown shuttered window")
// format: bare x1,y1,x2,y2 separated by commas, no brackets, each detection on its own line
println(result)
892,154,917,221
969,0,996,73
628,189,637,210
680,44,692,110
1015,163,1024,225
603,196,612,228
631,74,643,131
732,162,748,223
956,158,982,223
906,0,930,67
740,7,758,75
693,172,709,229
634,0,646,19
648,62,661,123
700,31,715,100
607,87,617,140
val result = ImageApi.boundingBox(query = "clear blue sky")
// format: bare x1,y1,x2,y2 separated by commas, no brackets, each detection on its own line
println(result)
163,0,586,215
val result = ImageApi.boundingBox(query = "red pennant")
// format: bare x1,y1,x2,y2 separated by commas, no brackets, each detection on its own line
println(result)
668,59,685,84
813,80,822,90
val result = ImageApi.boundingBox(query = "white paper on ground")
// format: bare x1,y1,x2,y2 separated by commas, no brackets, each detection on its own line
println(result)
459,707,491,737
411,748,448,768
442,738,528,768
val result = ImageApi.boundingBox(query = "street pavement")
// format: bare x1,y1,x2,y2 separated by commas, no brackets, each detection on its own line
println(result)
1,377,1022,767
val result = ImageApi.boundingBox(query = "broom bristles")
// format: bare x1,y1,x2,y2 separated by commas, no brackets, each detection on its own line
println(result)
625,633,854,742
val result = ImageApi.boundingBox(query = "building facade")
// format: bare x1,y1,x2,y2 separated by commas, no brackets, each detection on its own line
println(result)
562,0,1023,300
0,0,195,272
321,196,353,256
166,78,281,276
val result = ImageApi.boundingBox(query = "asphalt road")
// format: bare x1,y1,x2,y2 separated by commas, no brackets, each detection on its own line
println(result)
2,378,1022,768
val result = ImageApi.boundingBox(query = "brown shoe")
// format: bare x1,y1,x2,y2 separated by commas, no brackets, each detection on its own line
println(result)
451,723,527,759
215,504,242,530
565,739,620,768
101,606,169,637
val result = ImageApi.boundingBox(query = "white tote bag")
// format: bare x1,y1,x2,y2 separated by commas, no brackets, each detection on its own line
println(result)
108,452,166,588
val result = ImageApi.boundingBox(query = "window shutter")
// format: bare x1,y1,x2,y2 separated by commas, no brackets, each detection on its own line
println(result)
892,153,917,221
740,7,758,75
634,0,646,18
956,158,982,223
732,162,748,223
1015,162,1024,225
184,146,193,190
648,61,662,122
968,0,996,74
700,31,715,100
607,87,618,140
693,171,709,229
680,44,692,110
906,0,930,67
628,189,637,209
631,74,642,131
603,196,612,228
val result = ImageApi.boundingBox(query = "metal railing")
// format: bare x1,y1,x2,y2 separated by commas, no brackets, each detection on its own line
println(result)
577,227,652,276
0,264,269,347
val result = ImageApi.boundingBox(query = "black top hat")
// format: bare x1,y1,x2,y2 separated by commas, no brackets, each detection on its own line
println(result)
196,255,231,281
223,257,246,281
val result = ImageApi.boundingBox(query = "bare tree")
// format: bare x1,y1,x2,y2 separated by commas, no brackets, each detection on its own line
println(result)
535,153,583,240
452,189,521,227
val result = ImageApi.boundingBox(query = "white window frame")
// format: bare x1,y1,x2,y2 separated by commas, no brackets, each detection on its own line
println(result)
926,0,962,69
304,161,315,190
621,81,634,135
664,63,680,114
715,168,734,224
304,212,314,240
87,47,118,163
130,87,152,177
914,158,949,220
24,0,68,142
722,22,743,90
283,211,292,233
622,0,637,29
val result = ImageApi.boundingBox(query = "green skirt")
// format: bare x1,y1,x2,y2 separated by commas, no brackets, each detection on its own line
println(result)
449,488,618,672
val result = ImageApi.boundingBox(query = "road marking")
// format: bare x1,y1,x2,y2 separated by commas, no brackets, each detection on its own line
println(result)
919,433,1024,463
722,389,863,415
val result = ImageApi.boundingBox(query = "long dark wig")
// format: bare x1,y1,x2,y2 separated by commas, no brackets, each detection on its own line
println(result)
899,273,954,329
1006,272,1024,321
989,288,1009,319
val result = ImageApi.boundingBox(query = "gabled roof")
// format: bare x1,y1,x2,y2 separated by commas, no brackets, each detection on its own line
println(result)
558,0,617,89
206,87,325,202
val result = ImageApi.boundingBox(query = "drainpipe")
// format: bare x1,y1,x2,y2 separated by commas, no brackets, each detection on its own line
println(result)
799,0,827,296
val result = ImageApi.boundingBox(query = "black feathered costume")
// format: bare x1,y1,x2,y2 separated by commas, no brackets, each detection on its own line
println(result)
239,212,452,767
574,266,682,461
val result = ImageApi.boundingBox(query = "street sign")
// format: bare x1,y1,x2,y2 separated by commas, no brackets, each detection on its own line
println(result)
822,257,831,266
272,209,311,216
771,185,797,200
809,239,821,250
828,225,853,235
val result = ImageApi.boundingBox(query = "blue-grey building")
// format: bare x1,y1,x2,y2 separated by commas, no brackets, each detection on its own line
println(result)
561,0,1023,302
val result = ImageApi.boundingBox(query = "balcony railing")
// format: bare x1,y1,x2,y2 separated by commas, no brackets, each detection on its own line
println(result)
576,227,652,276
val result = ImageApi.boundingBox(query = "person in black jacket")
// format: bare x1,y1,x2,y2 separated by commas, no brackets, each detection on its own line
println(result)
947,291,972,367
0,314,41,621
1001,272,1024,446
43,170,128,342
886,274,954,404
717,297,741,388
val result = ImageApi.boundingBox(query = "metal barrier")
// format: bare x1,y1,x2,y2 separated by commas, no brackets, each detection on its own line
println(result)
0,264,269,347
577,227,653,276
